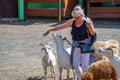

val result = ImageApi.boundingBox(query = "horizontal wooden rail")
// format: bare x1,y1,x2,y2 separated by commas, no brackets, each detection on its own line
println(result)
89,7,120,13
90,13,120,18
90,0,120,2
26,0,64,3
26,8,64,17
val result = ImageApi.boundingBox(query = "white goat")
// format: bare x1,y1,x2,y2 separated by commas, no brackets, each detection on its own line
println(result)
52,33,76,80
99,46,120,78
93,39,120,60
39,43,57,80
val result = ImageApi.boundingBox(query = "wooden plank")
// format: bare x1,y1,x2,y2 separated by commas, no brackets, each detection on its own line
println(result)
89,7,120,14
26,8,64,17
90,13,120,18
26,0,64,3
90,0,120,2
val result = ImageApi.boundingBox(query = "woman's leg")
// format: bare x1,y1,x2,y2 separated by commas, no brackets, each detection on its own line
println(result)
81,53,90,72
73,47,82,80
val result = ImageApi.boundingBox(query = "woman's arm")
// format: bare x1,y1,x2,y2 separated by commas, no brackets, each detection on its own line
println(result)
86,19,96,35
86,19,97,43
43,19,74,36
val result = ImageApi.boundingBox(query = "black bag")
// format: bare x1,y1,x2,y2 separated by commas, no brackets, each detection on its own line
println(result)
80,43,95,53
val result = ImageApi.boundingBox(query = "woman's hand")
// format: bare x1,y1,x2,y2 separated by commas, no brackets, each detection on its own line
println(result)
43,30,50,37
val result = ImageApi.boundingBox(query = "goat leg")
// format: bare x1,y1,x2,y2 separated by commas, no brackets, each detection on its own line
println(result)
59,67,62,80
43,66,47,80
53,66,57,80
66,68,70,79
50,66,53,78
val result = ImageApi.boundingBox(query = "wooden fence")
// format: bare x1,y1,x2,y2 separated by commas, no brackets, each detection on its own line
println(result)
88,0,120,18
25,0,64,17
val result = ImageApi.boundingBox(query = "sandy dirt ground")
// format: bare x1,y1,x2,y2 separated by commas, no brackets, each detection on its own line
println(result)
0,19,120,80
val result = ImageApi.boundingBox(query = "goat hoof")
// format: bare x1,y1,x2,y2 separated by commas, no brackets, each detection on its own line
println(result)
67,76,69,79
44,78,47,80
59,77,62,80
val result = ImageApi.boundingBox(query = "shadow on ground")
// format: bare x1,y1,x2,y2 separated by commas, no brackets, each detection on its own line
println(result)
27,76,44,80
0,18,59,26
0,18,120,29
27,76,73,80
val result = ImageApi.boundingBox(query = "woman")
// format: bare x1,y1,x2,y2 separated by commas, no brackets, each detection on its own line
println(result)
43,5,96,80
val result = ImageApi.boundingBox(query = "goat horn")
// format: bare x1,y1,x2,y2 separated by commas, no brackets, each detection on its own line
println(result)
39,43,45,46
110,46,120,49
63,37,72,45
66,39,72,45
62,37,67,40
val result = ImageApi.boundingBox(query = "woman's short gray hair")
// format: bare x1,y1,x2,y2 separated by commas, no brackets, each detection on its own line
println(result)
71,5,85,17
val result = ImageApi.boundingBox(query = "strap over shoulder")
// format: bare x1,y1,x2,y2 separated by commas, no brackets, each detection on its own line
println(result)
84,17,91,24
85,17,97,44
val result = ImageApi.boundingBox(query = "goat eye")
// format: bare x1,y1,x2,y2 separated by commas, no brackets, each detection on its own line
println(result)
59,35,62,38
107,48,112,52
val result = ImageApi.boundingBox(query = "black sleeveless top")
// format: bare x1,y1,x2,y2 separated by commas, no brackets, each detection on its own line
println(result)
71,20,89,41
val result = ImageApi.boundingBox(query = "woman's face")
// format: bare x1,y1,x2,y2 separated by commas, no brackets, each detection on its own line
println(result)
73,15,83,21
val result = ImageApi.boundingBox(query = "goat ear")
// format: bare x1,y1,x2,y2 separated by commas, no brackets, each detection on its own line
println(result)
47,41,54,45
48,46,53,50
110,46,120,49
45,45,53,50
